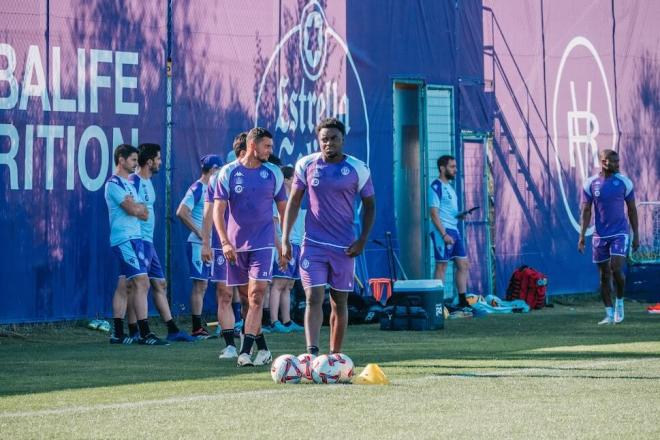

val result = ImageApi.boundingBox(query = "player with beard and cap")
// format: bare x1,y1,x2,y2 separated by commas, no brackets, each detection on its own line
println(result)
579,149,639,324
281,117,376,356
429,155,471,310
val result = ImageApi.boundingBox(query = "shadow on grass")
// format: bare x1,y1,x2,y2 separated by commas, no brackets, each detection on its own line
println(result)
1,304,659,397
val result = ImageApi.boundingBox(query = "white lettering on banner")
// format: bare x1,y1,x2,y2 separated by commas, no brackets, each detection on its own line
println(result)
0,43,142,191
255,0,369,165
552,36,617,235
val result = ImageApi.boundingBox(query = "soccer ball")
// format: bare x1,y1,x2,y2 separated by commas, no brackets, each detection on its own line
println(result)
270,354,303,384
330,353,354,383
297,353,316,382
311,354,341,384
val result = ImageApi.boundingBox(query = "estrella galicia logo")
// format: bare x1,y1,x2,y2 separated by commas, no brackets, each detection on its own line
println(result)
552,36,617,235
254,0,370,168
234,185,243,194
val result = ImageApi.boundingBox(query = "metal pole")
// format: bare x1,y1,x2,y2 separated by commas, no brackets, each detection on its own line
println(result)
165,0,173,302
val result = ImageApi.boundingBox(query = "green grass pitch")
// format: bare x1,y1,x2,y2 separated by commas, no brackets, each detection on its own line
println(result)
1,300,659,439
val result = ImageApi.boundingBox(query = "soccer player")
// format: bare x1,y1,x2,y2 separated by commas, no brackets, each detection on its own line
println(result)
282,117,376,355
104,144,165,345
201,133,248,358
429,155,471,309
266,165,305,333
212,127,287,366
176,154,223,339
126,143,192,343
579,149,639,324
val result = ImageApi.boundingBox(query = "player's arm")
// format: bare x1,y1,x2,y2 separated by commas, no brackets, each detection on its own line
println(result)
430,207,453,245
176,202,202,240
578,201,592,253
200,201,214,262
120,195,148,221
213,199,235,263
626,198,639,251
275,200,288,269
346,195,376,257
282,187,304,261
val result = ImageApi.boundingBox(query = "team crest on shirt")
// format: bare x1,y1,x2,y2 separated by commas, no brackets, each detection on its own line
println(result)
301,258,310,269
234,185,243,193
260,170,269,179
311,178,320,187
216,255,225,266
340,166,350,176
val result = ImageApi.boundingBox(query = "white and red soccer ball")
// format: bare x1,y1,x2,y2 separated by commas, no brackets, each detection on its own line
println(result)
311,354,346,384
297,353,316,382
330,353,354,383
270,354,303,384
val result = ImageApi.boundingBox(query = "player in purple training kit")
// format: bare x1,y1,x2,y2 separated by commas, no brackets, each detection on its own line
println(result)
579,149,639,325
212,127,287,367
282,117,376,356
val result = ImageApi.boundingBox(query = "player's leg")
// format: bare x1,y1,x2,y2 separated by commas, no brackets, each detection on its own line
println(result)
216,281,237,358
279,279,298,331
244,248,275,366
110,240,147,344
227,251,253,365
593,236,614,324
611,255,627,323
231,287,242,331
269,277,290,332
110,276,132,343
329,289,348,353
299,244,328,355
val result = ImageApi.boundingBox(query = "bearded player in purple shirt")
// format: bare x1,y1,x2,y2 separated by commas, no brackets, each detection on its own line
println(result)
282,117,376,356
579,149,639,325
213,127,287,367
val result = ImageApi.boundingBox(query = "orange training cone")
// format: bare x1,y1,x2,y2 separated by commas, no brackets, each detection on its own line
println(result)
353,363,390,385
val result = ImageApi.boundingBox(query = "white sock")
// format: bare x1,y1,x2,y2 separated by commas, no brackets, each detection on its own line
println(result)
605,307,614,317
616,298,624,308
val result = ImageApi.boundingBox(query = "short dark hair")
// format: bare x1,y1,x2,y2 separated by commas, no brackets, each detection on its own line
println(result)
138,143,161,167
315,117,345,136
232,132,248,158
281,166,294,180
437,155,455,170
246,127,273,144
114,144,139,165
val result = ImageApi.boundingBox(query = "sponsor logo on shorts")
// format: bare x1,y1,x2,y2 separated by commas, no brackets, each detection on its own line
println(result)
301,258,310,269
216,255,226,266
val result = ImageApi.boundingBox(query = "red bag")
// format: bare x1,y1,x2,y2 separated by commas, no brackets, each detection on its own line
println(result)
506,265,548,309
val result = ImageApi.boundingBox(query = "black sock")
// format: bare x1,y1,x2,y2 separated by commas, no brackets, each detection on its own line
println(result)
255,333,268,351
307,345,319,356
192,315,202,331
240,334,256,355
165,319,179,334
113,318,124,338
282,321,292,327
458,293,468,307
221,329,235,347
137,319,151,338
262,309,270,325
127,323,138,336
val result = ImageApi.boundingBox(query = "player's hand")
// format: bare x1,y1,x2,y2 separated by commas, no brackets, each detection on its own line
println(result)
222,243,237,264
136,204,149,221
345,238,366,257
632,236,640,252
278,253,289,271
281,240,292,262
443,233,454,246
577,236,585,254
201,242,213,263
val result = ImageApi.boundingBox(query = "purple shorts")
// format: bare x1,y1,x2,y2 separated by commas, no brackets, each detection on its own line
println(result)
142,240,165,279
273,243,301,280
187,242,211,281
593,234,628,263
211,248,227,283
299,243,355,292
227,248,275,286
431,228,467,262
112,239,148,280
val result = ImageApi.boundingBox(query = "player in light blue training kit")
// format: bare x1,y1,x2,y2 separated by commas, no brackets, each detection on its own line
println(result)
265,165,305,334
104,144,164,345
177,154,223,340
429,155,471,309
283,118,376,356
126,143,193,343
213,127,288,367
579,149,639,325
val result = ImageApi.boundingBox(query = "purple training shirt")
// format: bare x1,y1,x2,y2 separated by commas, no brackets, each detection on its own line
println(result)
582,173,635,237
